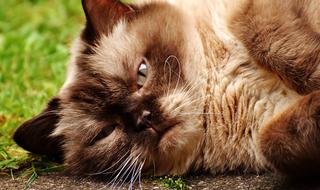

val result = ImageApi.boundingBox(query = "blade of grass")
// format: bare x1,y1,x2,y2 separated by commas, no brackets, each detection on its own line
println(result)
23,163,38,190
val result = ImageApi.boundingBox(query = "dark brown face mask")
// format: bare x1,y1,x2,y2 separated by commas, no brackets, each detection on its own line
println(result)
13,0,203,177
13,97,64,162
13,0,141,163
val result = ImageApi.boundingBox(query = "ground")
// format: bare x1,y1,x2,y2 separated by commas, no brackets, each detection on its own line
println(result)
2,173,320,190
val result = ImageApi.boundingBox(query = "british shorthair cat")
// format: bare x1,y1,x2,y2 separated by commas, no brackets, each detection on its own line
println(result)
14,0,320,183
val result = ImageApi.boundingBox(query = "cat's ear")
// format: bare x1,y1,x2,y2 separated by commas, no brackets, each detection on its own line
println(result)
13,97,64,162
82,0,136,41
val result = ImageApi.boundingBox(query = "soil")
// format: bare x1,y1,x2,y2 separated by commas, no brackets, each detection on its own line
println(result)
1,173,319,190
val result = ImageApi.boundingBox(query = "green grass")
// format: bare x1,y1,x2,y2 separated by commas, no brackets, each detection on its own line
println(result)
0,0,83,177
0,0,187,189
159,176,188,190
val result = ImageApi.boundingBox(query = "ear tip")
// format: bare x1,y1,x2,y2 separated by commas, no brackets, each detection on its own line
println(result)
13,124,24,147
12,117,64,162
13,120,31,148
12,120,38,153
12,97,62,156
81,0,86,6
13,122,65,163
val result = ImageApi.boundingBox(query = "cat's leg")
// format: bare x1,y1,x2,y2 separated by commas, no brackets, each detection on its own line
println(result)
229,0,320,95
259,91,320,177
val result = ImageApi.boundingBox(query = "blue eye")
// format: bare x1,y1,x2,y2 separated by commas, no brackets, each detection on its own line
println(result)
137,61,148,87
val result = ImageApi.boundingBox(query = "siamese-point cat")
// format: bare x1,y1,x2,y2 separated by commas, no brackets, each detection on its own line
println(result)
14,0,320,182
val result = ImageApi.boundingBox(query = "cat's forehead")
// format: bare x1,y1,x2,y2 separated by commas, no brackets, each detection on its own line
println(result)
86,3,190,77
129,3,189,43
98,3,189,51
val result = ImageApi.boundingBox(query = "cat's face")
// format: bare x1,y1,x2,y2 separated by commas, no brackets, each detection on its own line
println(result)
14,0,207,176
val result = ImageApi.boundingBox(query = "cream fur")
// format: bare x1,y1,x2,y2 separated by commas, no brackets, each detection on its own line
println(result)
171,0,303,173
55,0,307,175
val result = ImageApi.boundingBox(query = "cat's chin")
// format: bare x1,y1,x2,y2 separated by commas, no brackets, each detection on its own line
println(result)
113,121,203,176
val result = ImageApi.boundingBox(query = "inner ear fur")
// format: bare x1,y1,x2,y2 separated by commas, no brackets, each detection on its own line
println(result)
81,0,136,42
13,97,64,162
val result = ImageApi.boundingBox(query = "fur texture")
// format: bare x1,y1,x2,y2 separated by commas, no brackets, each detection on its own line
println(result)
14,0,320,180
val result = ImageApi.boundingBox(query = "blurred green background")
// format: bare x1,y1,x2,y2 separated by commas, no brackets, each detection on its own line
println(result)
0,0,83,175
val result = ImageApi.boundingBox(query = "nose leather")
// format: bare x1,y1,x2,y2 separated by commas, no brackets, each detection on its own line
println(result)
141,110,151,119
135,110,151,131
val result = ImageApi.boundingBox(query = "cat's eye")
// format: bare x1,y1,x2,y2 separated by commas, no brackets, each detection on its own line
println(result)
88,124,116,146
137,60,148,88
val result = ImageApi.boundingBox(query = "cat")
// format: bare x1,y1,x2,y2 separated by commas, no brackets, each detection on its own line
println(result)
14,0,320,180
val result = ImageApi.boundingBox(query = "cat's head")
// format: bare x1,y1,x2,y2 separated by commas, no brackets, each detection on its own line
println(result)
14,0,207,176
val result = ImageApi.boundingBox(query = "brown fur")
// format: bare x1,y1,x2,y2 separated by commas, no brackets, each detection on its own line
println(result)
259,91,320,177
13,0,320,182
229,0,320,95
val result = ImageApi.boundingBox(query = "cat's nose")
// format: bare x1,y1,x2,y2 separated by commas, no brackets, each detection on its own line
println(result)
135,110,152,132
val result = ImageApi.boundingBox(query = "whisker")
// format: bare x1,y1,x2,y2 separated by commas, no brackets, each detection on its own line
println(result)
138,163,143,190
128,161,139,190
169,93,218,118
88,151,129,176
114,154,141,189
163,58,168,97
171,92,216,114
169,55,182,95
164,55,184,98
103,155,133,190
101,154,132,176
178,110,222,116
184,82,201,97
129,162,143,190
178,112,219,115
167,58,173,98
138,160,145,190
170,96,204,114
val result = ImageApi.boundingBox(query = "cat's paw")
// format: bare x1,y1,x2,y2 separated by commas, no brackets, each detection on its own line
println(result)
229,0,320,95
259,91,320,178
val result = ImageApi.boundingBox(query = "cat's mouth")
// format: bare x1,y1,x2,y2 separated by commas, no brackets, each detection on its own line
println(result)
148,121,181,138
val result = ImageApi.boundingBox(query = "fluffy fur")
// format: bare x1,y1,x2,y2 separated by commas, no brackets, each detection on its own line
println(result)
14,0,320,180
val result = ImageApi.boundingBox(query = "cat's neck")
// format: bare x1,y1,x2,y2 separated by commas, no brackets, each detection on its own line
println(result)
179,0,266,172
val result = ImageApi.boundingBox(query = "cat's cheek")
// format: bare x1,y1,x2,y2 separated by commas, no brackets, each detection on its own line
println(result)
131,129,159,156
154,119,204,174
158,125,183,152
158,122,203,155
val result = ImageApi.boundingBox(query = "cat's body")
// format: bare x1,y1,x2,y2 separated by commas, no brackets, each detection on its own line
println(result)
188,0,304,174
14,0,320,180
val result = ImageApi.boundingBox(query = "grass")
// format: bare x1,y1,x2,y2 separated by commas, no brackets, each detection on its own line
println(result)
0,0,82,177
0,0,188,189
159,176,188,190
